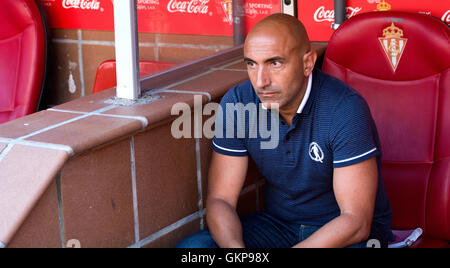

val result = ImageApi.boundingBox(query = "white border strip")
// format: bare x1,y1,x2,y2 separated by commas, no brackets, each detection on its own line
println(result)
0,144,14,163
19,105,117,140
0,138,74,156
18,114,90,140
48,108,149,129
130,210,204,248
212,141,247,153
0,105,119,158
97,114,148,129
195,138,205,230
130,137,140,245
0,102,153,161
55,173,66,248
53,39,116,46
77,30,86,97
333,148,377,164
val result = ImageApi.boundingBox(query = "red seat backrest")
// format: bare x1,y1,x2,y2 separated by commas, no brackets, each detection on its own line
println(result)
323,11,450,241
92,60,178,94
0,0,46,124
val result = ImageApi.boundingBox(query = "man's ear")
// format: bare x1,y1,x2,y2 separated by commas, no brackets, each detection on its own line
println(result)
303,50,317,76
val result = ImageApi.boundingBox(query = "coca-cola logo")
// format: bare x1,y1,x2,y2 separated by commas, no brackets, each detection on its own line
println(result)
442,10,450,25
314,6,362,22
167,0,209,14
62,0,101,10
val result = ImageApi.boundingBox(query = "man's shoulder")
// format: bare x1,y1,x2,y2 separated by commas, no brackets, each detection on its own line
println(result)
314,69,367,109
315,69,358,98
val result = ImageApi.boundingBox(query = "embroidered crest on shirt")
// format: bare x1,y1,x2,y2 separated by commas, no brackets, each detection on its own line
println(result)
379,22,408,72
309,142,324,163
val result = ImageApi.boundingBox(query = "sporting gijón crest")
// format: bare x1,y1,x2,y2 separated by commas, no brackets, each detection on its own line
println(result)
379,22,408,72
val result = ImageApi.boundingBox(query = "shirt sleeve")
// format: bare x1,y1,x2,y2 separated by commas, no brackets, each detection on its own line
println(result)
211,86,248,157
330,93,380,168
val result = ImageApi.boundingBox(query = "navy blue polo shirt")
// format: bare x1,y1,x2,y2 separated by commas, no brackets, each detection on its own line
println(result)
212,68,393,237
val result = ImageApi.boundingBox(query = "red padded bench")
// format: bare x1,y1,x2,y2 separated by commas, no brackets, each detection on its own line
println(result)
0,0,47,124
92,60,177,94
323,11,450,248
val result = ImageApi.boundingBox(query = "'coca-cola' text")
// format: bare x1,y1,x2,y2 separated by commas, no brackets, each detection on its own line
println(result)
442,10,450,25
167,0,210,14
62,0,101,10
314,6,362,22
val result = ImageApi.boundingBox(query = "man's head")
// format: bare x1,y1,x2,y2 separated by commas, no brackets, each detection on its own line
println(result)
244,14,317,112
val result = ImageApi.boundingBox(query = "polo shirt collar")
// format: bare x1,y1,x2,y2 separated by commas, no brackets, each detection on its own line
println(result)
296,72,313,114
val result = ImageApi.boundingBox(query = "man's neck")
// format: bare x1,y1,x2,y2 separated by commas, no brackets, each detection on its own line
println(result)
279,74,312,126
279,95,304,126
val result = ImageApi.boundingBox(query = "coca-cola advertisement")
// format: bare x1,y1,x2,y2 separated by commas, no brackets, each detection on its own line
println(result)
300,0,449,41
142,0,231,35
39,0,280,36
39,0,113,31
167,0,210,14
39,0,448,38
62,0,102,9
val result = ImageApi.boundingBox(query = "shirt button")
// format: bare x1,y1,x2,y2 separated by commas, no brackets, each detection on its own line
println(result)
286,150,291,155
281,121,286,125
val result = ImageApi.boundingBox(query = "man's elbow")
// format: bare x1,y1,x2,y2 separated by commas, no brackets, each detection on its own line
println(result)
354,218,372,242
206,197,236,213
343,212,372,243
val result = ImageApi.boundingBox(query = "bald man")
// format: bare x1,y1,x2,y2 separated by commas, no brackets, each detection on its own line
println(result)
177,14,393,248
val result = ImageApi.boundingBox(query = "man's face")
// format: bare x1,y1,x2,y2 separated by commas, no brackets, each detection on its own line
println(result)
244,31,306,111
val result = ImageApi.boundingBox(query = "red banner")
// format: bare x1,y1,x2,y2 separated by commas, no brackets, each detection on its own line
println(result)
39,0,280,36
39,0,448,39
299,0,449,41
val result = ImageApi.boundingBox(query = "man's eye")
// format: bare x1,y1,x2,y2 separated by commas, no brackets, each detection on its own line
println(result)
272,61,282,67
246,61,256,68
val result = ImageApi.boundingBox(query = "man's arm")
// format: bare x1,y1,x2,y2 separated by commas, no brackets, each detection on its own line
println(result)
293,157,378,248
206,151,249,248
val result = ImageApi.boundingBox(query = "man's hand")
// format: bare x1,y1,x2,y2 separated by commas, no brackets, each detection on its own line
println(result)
206,151,249,248
294,157,378,248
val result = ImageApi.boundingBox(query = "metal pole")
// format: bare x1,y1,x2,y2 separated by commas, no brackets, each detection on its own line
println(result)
113,0,141,100
233,0,246,45
282,0,298,18
332,0,346,30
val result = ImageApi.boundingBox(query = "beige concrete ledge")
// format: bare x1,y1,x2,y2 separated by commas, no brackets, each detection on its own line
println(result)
0,46,257,248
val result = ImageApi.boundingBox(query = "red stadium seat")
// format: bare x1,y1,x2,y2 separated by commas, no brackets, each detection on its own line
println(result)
323,11,450,247
92,60,177,94
0,0,47,124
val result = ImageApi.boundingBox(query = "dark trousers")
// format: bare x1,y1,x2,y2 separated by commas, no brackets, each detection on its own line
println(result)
176,211,382,248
